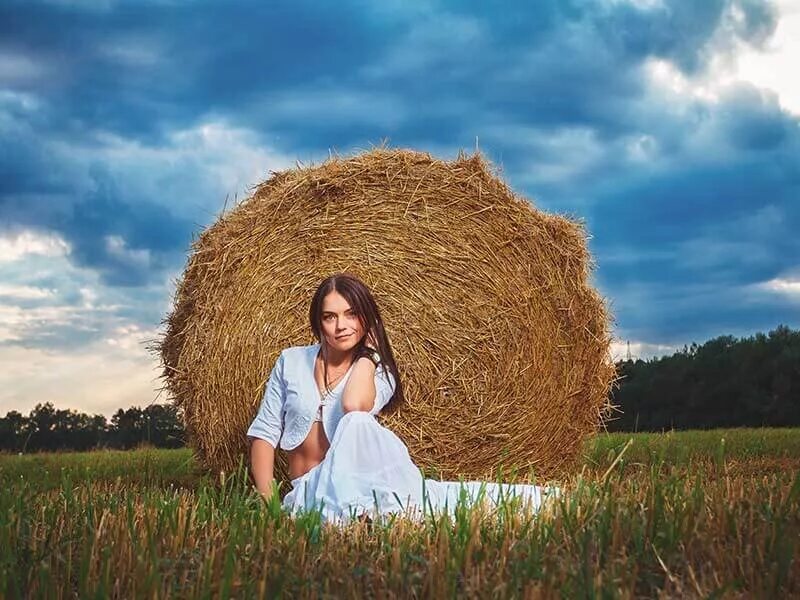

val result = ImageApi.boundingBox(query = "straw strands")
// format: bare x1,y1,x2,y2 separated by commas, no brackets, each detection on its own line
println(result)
157,148,617,485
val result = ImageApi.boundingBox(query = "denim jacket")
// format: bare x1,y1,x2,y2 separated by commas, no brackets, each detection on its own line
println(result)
246,342,397,451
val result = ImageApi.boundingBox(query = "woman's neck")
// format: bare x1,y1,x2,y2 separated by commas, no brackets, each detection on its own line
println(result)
320,342,354,368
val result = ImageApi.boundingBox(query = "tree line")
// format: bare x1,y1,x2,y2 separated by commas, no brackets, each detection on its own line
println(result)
1,324,797,452
0,403,185,453
607,324,799,432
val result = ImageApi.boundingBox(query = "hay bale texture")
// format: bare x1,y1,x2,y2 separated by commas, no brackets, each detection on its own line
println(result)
158,148,616,484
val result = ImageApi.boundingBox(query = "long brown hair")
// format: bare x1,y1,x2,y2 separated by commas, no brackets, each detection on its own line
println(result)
309,273,404,414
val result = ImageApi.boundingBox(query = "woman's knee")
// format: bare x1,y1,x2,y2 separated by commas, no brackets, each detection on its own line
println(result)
339,410,372,426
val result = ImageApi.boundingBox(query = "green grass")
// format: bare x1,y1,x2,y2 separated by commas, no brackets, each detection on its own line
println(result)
3,427,798,492
0,446,202,492
2,428,799,598
584,427,800,468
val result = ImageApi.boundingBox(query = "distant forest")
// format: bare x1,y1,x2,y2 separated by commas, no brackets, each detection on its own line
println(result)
0,403,184,453
1,325,797,452
607,324,799,432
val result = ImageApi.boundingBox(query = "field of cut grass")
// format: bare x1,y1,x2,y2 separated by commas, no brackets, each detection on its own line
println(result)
2,427,799,598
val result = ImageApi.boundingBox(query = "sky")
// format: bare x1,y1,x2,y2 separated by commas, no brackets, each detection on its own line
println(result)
1,0,798,417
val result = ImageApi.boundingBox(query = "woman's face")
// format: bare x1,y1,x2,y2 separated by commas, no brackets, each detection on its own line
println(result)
320,290,365,352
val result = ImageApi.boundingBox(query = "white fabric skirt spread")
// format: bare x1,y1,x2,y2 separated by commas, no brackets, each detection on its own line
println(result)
281,411,560,525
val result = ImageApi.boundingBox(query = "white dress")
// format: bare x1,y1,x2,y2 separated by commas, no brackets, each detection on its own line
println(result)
280,362,560,525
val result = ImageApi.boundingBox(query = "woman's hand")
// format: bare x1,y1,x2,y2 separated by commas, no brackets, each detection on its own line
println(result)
364,330,378,351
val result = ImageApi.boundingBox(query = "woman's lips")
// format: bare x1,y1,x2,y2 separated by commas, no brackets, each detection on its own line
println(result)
336,333,352,340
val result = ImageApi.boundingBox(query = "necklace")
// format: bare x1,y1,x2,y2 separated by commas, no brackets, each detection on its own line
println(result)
315,358,353,399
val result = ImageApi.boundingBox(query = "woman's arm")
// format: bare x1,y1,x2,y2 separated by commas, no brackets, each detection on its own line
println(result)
249,438,275,496
246,351,286,495
341,357,379,413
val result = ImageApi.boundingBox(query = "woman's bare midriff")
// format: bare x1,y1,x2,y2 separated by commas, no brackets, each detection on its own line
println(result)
287,421,331,481
286,350,352,481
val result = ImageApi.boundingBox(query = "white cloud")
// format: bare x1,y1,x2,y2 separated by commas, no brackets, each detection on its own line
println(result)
521,126,607,184
99,35,164,67
79,286,98,308
482,124,608,190
599,0,665,9
0,120,296,416
645,58,722,104
0,329,163,418
0,90,42,113
0,284,56,300
0,230,71,262
0,302,124,345
0,246,135,347
79,120,295,215
166,121,296,197
0,52,50,84
259,89,408,131
623,133,659,162
754,276,800,300
361,13,485,79
735,0,800,115
103,323,158,351
104,234,151,269
644,2,800,116
610,338,679,361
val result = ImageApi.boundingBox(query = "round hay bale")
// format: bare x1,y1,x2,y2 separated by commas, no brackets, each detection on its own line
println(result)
158,147,616,484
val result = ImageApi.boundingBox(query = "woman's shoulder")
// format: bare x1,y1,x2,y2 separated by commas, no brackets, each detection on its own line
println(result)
277,342,317,363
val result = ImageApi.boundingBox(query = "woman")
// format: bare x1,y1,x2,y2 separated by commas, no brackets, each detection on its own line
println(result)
247,273,559,525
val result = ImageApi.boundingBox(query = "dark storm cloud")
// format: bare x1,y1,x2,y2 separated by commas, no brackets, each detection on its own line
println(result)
0,0,406,142
1,0,769,151
586,99,800,343
240,0,779,152
60,164,194,286
719,85,796,150
604,277,796,345
0,116,193,287
0,0,412,287
0,0,797,351
592,0,775,97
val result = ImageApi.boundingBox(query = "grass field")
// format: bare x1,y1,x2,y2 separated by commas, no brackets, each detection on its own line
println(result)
2,428,799,598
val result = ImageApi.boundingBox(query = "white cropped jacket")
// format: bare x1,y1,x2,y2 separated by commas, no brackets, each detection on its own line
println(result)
246,342,397,451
